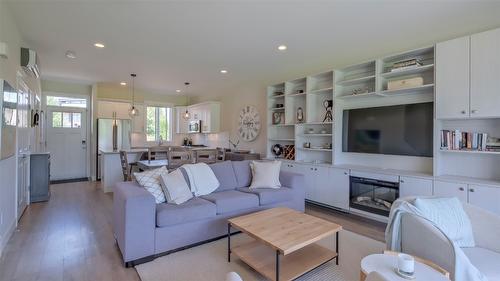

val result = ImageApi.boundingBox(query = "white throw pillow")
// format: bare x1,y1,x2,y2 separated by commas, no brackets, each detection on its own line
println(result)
249,160,281,189
134,166,168,204
160,169,193,205
182,163,220,196
415,197,475,247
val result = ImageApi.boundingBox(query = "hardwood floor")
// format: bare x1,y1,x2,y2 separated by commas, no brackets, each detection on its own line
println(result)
0,181,140,281
0,181,385,281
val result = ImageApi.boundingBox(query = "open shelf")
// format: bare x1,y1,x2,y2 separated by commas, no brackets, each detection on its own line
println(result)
288,92,307,97
439,149,500,155
381,64,434,79
309,87,333,95
269,94,285,99
336,75,375,87
297,147,332,152
269,107,285,111
268,138,295,142
337,92,383,99
299,134,332,137
379,84,434,96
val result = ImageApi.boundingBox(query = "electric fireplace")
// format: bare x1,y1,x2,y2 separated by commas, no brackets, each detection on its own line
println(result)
349,176,399,217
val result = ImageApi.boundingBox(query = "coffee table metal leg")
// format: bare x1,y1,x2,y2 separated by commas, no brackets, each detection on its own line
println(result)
227,223,231,262
336,231,339,265
276,250,280,281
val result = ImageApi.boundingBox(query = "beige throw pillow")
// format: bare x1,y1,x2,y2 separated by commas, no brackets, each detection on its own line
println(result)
249,160,281,189
134,166,168,204
160,169,193,205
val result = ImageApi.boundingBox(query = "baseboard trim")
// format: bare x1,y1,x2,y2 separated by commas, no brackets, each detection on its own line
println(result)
50,177,89,184
124,231,242,268
0,220,17,258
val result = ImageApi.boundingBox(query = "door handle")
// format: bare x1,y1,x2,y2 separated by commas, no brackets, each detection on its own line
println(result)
459,187,465,191
469,188,475,192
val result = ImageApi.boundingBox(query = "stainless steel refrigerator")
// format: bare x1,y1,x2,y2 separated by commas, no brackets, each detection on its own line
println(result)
96,118,131,180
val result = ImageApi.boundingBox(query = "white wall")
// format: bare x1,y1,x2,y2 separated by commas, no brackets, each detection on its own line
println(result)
0,1,41,256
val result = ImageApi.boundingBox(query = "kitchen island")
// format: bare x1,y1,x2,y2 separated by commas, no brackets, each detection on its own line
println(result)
99,149,147,193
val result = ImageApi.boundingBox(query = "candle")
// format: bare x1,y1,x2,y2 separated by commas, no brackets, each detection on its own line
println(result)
397,253,415,275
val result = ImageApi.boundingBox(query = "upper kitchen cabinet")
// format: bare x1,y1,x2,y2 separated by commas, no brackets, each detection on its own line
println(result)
436,27,500,119
175,106,189,134
470,28,500,118
436,36,470,119
186,102,221,133
97,100,131,120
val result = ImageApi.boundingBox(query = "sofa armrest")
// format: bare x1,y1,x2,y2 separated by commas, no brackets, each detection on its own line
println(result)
401,213,456,279
465,203,500,254
280,171,305,211
113,181,156,265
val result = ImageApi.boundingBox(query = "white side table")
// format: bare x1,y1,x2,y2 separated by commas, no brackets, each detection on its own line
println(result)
360,254,450,281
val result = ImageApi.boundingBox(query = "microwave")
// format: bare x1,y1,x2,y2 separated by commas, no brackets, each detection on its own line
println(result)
188,120,201,133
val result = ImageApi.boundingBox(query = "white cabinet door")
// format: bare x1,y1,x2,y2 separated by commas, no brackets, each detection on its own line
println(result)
327,168,350,210
114,102,132,119
313,166,330,206
297,164,317,202
468,184,500,216
470,28,500,118
399,176,433,198
281,162,300,173
175,106,189,134
433,180,468,203
97,101,131,119
435,36,470,119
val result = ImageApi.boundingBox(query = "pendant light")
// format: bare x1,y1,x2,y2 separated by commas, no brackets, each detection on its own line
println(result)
129,73,139,117
183,82,191,120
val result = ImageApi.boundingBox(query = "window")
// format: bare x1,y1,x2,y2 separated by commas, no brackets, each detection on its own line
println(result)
52,112,81,128
46,96,87,108
146,106,172,142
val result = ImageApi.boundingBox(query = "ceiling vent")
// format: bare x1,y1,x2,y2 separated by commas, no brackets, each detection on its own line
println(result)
20,47,40,78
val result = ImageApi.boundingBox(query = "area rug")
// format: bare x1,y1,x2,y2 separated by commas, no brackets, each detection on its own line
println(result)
136,229,384,281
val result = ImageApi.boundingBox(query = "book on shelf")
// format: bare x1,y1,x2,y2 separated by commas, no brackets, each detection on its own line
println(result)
440,130,496,152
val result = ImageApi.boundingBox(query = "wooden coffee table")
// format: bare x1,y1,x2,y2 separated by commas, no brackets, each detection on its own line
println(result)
227,207,342,281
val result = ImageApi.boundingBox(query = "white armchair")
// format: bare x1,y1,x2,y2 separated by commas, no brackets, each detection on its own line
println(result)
399,203,500,281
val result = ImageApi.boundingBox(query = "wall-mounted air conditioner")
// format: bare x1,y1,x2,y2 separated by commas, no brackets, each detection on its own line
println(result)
20,47,40,78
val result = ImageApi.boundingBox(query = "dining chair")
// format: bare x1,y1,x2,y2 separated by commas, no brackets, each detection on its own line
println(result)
119,150,137,181
194,149,217,164
216,147,227,162
167,148,193,171
148,146,169,161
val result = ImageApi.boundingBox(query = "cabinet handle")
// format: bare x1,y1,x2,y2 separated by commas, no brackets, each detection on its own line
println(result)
461,110,467,114
400,180,405,183
471,110,478,114
343,172,348,175
469,188,475,192
310,168,313,171
459,187,465,191
314,168,317,171
291,165,294,167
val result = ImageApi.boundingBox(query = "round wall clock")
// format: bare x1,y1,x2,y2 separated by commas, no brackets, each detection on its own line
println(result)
238,105,261,142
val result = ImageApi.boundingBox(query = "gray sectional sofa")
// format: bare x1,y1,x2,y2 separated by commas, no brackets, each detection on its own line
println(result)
113,160,305,266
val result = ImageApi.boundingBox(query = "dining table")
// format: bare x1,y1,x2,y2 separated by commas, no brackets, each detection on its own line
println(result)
137,159,168,170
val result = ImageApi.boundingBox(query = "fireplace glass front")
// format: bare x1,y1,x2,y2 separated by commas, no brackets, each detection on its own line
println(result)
349,176,399,216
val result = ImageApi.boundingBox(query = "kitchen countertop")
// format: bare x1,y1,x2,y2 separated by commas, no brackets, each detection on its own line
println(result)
99,149,148,154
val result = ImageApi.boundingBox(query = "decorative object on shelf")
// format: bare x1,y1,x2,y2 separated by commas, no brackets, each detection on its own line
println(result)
303,142,311,148
129,74,139,117
273,91,284,96
272,112,283,125
238,105,260,141
296,107,304,123
391,58,422,72
307,128,315,134
271,144,283,156
183,82,191,120
296,89,305,94
323,99,333,122
283,145,295,160
320,129,327,134
275,103,284,108
351,87,370,95
229,138,240,150
387,77,424,91
325,143,332,149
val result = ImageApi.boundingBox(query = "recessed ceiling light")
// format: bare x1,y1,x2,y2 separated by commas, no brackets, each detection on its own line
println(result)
176,89,181,93
120,82,127,86
94,43,105,48
65,50,76,59
278,45,287,51
220,69,228,74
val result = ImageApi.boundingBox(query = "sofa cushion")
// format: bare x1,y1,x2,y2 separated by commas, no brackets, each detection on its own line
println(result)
237,187,293,205
209,161,237,192
231,160,252,188
156,197,216,227
201,190,259,214
462,247,500,281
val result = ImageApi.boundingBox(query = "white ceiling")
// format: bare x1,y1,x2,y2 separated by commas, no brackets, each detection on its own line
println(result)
6,0,500,97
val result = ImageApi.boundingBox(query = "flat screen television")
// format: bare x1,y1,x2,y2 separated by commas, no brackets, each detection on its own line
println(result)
342,102,433,157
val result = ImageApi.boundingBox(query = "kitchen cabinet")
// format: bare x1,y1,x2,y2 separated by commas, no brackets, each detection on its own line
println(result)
175,106,189,134
467,184,500,216
436,27,500,119
97,100,131,119
281,162,300,173
433,180,468,203
327,168,350,210
399,176,433,198
436,36,470,119
470,28,500,118
186,102,221,133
